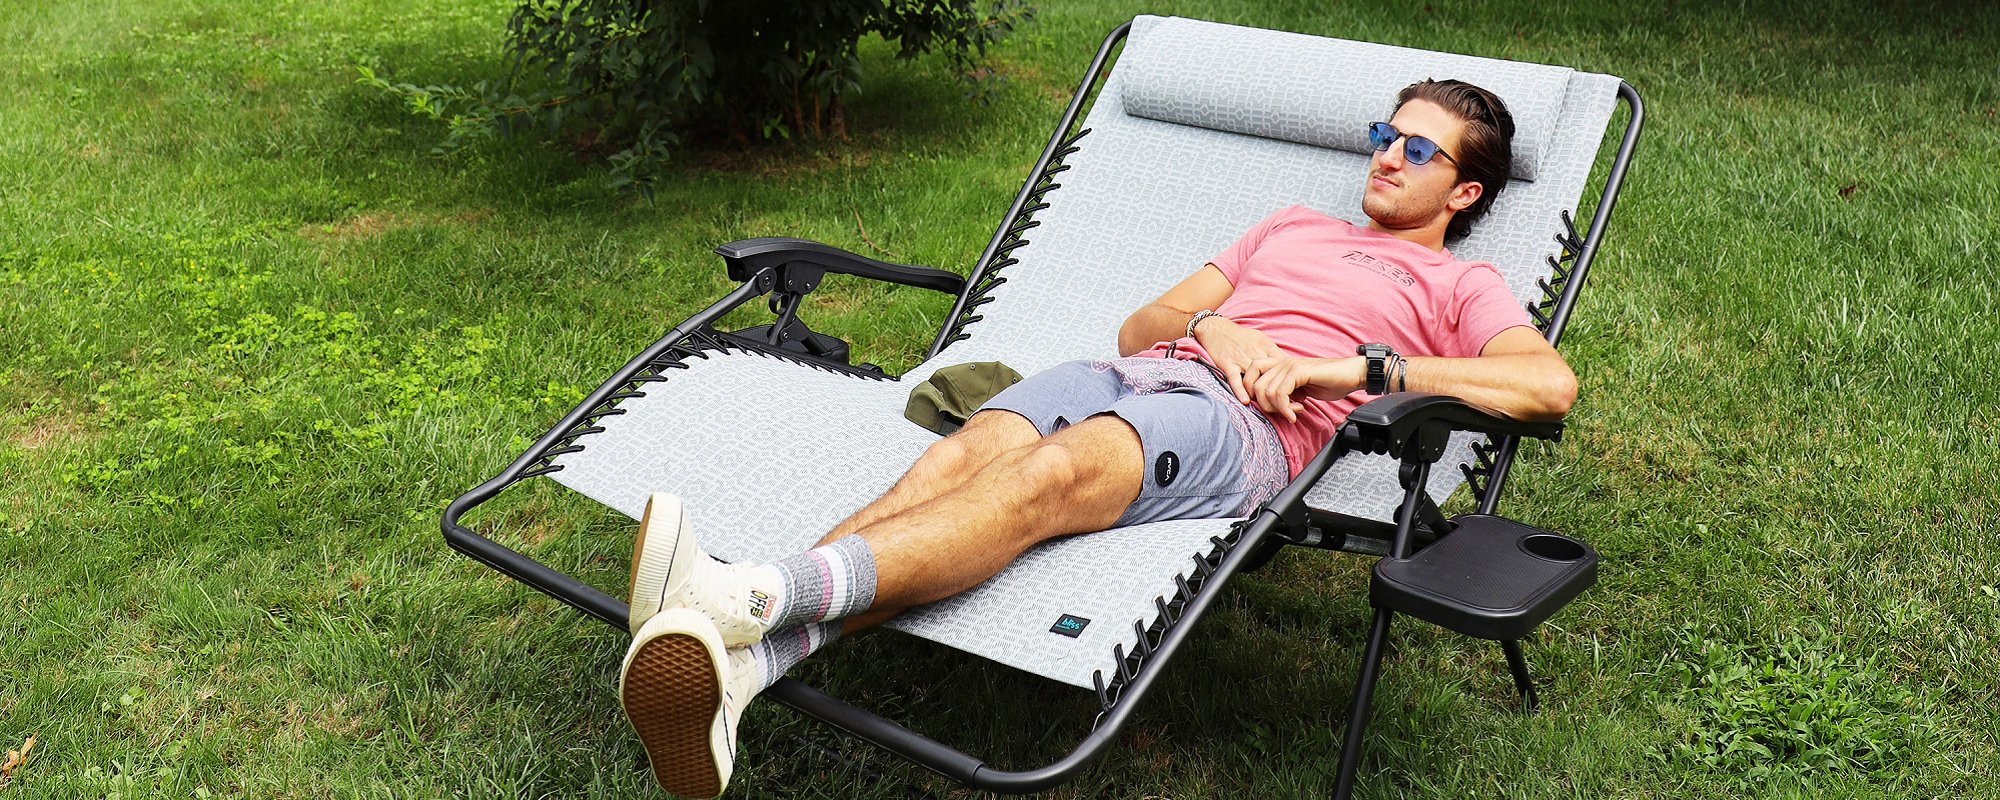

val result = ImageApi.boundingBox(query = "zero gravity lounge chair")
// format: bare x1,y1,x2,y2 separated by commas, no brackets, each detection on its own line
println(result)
443,15,1645,797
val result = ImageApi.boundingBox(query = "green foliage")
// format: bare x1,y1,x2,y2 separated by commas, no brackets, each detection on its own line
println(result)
362,0,1033,195
1652,626,1937,789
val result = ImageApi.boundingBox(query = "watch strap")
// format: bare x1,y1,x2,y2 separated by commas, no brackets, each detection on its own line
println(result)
1356,342,1395,395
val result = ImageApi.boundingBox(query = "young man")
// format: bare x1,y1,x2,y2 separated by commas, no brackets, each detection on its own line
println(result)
616,79,1578,797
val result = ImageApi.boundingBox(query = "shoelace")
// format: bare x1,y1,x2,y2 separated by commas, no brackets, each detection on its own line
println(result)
674,559,768,635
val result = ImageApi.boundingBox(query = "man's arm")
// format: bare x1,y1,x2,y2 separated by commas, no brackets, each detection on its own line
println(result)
1396,327,1577,419
1116,265,1233,356
1119,265,1290,403
1243,326,1577,423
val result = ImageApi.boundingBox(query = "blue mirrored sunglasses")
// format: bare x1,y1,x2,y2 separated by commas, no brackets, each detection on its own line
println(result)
1368,121,1459,167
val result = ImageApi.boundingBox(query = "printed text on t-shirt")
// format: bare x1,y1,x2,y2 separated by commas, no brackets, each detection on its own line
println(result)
1342,250,1414,287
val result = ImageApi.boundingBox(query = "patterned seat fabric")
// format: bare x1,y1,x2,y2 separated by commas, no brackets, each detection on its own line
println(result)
551,15,1623,688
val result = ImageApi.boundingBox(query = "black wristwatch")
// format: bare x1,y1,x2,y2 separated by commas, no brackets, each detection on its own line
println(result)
1356,342,1396,395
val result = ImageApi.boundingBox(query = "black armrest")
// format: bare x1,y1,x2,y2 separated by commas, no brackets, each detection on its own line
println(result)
1339,392,1563,463
715,237,966,296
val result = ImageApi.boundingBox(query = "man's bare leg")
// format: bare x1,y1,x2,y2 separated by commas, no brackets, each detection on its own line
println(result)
832,414,1144,632
819,409,1043,542
614,416,1140,798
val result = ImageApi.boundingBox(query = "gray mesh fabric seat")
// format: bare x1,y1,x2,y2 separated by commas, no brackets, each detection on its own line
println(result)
445,15,1644,796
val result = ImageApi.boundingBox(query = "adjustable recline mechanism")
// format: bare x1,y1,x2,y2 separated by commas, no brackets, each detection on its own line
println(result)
729,264,858,366
712,237,968,372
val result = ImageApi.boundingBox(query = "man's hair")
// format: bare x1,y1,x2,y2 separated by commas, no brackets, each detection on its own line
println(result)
1394,79,1516,241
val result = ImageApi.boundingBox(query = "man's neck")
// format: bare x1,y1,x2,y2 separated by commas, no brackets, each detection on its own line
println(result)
1365,218,1450,253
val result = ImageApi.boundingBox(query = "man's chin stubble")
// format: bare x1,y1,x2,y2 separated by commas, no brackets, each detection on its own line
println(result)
1363,200,1418,230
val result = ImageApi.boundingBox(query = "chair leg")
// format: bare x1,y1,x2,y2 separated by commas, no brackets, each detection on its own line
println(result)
1501,639,1539,713
1332,608,1394,800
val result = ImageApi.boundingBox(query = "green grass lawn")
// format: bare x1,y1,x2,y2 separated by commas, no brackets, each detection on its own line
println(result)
4,0,1997,796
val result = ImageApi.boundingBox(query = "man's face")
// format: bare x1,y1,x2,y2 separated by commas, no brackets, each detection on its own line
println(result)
1361,99,1481,232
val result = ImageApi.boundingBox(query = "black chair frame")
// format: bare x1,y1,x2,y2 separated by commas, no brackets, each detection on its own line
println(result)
442,20,1645,797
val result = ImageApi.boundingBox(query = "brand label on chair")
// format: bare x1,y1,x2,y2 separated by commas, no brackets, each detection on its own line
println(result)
1049,614,1091,638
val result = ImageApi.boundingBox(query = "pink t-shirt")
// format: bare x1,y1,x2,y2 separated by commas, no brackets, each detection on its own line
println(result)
1135,205,1533,478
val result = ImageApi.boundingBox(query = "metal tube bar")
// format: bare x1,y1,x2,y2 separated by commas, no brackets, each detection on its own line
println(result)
440,277,770,621
1544,83,1647,347
1475,435,1524,517
1479,83,1646,516
761,679,988,782
1501,640,1540,712
1265,432,1355,522
1332,608,1394,800
1329,457,1431,797
444,523,631,628
1389,460,1431,561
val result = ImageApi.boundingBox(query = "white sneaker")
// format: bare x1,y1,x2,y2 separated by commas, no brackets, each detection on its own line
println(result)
627,492,778,645
619,608,758,799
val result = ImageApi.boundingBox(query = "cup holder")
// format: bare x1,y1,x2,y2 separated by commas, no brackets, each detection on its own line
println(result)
1519,534,1587,562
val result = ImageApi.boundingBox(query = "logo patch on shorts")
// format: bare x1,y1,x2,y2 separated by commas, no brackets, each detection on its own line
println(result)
1050,614,1091,638
1155,451,1181,487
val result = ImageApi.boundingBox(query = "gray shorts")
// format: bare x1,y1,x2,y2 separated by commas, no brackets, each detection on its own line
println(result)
976,357,1290,527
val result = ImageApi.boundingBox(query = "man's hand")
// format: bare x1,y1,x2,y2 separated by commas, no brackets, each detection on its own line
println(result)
1194,316,1286,403
1242,356,1367,423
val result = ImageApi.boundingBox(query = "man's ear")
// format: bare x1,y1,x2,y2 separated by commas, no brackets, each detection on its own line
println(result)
1447,180,1484,213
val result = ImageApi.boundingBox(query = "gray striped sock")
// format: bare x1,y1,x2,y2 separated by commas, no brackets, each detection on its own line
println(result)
766,535,876,631
748,622,839,691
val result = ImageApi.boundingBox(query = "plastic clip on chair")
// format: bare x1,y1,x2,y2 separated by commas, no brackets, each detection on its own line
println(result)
443,15,1644,797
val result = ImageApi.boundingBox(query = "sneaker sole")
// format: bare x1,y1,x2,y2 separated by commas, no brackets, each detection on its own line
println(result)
621,611,730,798
628,493,690,633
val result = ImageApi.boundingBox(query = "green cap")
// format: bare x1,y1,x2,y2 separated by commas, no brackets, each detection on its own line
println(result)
904,361,1024,435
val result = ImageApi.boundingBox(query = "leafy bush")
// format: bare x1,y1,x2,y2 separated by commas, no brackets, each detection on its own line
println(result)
362,0,1033,194
1651,626,1936,789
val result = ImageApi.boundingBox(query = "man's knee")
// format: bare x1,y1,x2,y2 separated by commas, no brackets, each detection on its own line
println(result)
1031,414,1142,494
1017,441,1081,493
1015,434,1141,532
916,436,973,478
